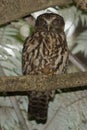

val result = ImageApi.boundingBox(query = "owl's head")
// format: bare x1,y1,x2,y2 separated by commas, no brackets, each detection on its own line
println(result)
35,13,65,32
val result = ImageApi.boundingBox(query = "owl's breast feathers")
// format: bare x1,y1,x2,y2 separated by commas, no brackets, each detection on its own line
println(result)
22,31,68,75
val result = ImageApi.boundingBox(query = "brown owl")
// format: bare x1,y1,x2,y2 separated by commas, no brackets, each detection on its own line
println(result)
22,13,68,123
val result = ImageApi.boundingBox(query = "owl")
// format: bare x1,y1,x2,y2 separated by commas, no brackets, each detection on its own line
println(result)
22,13,68,123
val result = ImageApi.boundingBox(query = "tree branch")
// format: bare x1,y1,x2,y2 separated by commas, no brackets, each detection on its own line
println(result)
0,0,72,25
0,72,87,93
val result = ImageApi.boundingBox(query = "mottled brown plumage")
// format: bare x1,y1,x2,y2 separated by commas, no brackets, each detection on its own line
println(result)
22,13,68,123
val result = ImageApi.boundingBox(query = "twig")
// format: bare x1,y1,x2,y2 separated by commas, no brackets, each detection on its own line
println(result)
10,97,29,130
69,52,87,72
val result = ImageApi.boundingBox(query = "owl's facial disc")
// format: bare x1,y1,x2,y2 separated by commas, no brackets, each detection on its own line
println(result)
35,13,65,32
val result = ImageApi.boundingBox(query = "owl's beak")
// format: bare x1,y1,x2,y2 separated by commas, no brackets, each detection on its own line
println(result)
48,24,50,31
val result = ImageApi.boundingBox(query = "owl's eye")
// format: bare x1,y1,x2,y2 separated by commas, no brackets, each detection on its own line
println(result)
52,19,59,26
52,18,64,26
36,18,46,27
42,20,46,26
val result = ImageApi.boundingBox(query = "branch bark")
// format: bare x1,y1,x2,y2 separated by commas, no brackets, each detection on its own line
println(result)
0,72,87,93
0,0,72,25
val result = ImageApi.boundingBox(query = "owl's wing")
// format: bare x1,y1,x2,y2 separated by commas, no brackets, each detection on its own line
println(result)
22,34,40,75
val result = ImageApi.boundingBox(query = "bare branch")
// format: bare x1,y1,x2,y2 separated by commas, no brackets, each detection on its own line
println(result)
10,97,30,130
0,72,87,92
0,0,72,25
69,52,87,72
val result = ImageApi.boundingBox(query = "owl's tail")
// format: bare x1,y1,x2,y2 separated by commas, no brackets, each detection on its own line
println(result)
28,91,49,123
